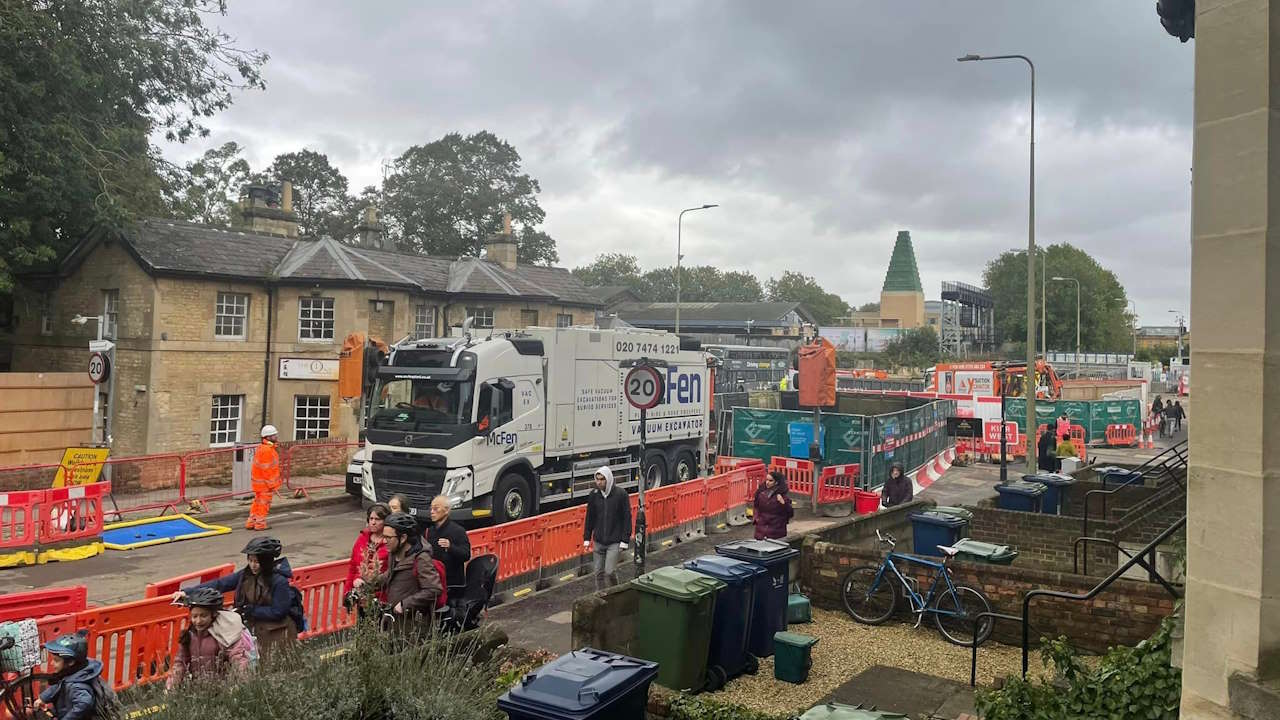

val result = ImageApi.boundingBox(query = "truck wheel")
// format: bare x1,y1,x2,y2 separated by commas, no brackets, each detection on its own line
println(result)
642,450,668,489
494,473,532,524
672,450,698,483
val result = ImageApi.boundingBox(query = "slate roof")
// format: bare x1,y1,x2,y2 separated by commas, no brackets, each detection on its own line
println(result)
64,218,599,306
587,285,640,305
612,301,815,328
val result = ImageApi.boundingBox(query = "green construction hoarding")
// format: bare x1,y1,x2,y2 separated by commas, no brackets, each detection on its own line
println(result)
1003,398,1142,442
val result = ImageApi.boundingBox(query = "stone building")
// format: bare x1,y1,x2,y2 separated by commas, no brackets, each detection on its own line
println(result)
845,230,931,329
5,188,598,456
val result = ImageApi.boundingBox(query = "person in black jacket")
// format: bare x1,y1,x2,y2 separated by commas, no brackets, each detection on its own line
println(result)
1037,426,1057,472
582,466,631,590
426,495,470,598
880,462,913,508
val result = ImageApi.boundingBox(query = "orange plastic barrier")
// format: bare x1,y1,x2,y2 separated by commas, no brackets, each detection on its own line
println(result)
40,481,109,545
538,505,588,582
705,475,730,516
0,586,87,622
76,595,187,691
0,488,42,551
816,463,861,504
674,480,707,539
1069,425,1087,460
468,526,495,558
290,559,354,640
1105,423,1137,447
644,483,683,535
769,457,815,497
144,563,235,598
713,456,765,476
493,519,542,585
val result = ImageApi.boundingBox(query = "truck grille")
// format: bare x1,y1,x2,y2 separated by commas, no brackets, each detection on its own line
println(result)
371,461,446,513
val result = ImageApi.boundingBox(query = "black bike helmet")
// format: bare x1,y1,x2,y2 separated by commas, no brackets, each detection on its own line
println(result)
179,587,224,610
241,536,283,558
44,630,89,662
384,512,418,536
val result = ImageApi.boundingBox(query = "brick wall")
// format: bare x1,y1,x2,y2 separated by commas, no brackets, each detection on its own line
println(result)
966,504,1114,575
571,583,640,658
800,538,1176,654
1058,480,1159,520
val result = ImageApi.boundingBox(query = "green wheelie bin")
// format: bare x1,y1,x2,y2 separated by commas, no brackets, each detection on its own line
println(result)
951,538,1019,565
631,567,725,692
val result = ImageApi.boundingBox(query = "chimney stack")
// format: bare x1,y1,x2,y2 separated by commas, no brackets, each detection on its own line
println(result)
239,183,299,239
355,205,390,251
484,211,518,270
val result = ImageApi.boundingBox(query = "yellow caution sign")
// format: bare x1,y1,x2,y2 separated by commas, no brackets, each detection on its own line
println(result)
52,447,110,488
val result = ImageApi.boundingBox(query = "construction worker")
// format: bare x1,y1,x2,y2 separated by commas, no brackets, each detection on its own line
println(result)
247,425,281,530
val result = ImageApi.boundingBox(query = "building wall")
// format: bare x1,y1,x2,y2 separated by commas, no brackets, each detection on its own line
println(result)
0,373,95,466
440,302,592,332
879,290,925,329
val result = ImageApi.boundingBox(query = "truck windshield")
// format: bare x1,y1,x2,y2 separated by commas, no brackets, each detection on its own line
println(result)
369,378,474,429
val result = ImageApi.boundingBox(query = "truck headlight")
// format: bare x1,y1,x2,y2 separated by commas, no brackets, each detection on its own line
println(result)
361,463,375,501
443,467,474,506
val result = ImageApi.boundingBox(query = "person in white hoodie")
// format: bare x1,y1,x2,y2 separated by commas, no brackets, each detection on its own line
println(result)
582,466,632,590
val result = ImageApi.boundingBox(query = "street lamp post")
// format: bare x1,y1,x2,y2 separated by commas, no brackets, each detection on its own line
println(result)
674,204,719,336
960,52,1036,471
72,314,110,445
1168,310,1186,364
1128,300,1138,358
1052,277,1081,376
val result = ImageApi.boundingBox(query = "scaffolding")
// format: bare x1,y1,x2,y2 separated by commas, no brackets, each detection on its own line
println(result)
940,281,995,357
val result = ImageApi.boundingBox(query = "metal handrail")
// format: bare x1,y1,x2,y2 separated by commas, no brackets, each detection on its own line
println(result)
1072,536,1182,599
970,611,1024,686
1080,438,1187,573
1022,514,1186,676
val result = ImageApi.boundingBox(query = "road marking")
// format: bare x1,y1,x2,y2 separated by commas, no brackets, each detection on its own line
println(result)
513,587,533,598
546,611,572,624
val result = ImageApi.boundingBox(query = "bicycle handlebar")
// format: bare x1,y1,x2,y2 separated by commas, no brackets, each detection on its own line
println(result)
875,529,897,548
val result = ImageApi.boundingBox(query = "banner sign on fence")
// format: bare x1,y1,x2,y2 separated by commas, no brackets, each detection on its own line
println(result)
52,447,109,488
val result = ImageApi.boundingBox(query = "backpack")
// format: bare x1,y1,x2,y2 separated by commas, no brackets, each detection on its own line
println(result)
238,628,259,671
89,676,122,720
287,586,308,633
411,555,448,609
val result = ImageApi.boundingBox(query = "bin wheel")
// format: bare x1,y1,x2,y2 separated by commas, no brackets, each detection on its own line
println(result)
705,665,727,692
744,654,759,675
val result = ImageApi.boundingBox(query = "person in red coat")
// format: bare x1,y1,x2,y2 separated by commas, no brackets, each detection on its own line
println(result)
753,471,794,540
344,502,391,601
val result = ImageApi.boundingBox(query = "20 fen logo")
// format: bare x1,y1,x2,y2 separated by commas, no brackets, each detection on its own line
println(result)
624,365,665,410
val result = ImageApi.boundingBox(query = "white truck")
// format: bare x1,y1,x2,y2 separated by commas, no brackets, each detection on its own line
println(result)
361,325,712,524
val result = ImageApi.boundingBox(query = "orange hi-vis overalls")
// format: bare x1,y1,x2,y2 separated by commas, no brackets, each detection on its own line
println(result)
247,439,281,530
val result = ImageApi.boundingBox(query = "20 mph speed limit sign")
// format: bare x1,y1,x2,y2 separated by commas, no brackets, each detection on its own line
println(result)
87,351,111,385
624,365,665,410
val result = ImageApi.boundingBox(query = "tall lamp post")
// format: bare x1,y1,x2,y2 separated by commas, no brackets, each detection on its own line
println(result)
959,52,1037,471
1052,276,1081,376
1168,310,1186,364
1128,300,1138,358
674,204,718,335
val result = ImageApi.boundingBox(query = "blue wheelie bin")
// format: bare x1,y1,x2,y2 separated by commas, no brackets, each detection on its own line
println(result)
994,480,1046,512
683,555,766,689
1022,473,1077,515
907,510,968,557
1095,465,1143,488
497,647,658,720
714,538,800,658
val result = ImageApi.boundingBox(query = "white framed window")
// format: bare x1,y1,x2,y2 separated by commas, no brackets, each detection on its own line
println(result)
414,305,435,338
556,313,573,328
293,395,331,440
209,395,244,447
471,307,494,329
298,297,335,341
102,289,119,339
215,292,249,339
520,309,538,327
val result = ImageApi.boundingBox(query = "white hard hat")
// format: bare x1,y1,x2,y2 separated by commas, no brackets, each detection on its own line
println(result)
261,424,278,438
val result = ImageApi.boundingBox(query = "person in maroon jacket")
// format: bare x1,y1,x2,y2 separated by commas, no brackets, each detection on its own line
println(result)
753,471,794,540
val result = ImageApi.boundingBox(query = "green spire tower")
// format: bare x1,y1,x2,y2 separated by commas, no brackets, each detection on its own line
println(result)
879,230,925,328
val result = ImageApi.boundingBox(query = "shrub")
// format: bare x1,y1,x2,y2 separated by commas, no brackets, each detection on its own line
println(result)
668,694,791,720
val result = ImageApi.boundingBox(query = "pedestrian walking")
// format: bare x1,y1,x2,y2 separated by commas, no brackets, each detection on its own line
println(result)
582,466,631,590
752,471,794,540
166,587,254,690
880,462,913,508
426,495,470,598
1172,401,1185,432
375,513,443,634
182,537,303,655
246,425,281,530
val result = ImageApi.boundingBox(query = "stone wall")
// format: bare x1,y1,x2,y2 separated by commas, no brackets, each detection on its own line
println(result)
966,504,1114,575
800,538,1177,654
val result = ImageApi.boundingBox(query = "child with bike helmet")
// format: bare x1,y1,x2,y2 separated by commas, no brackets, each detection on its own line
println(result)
34,630,118,720
374,512,442,632
180,536,301,654
166,587,255,690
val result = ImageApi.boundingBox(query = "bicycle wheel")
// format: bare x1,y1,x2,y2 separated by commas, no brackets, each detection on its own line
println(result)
933,584,993,646
841,565,897,624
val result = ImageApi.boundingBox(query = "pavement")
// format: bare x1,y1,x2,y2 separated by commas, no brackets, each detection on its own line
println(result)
821,665,976,719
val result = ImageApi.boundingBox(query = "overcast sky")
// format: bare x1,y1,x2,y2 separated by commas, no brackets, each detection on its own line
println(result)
167,1,1193,329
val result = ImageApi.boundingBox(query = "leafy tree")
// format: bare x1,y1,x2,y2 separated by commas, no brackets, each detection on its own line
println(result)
259,150,351,240
571,253,643,289
881,327,940,370
1135,343,1180,365
858,302,881,312
0,0,267,290
167,142,252,227
766,271,849,325
720,271,765,302
381,131,557,264
515,227,559,266
983,243,1131,353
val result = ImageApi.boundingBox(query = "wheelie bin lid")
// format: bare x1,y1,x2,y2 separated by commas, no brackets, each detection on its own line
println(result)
799,703,909,720
931,505,974,522
714,538,800,563
907,510,967,528
683,554,767,584
631,566,725,602
497,647,658,719
952,538,1019,564
773,631,820,649
993,480,1046,497
1022,473,1077,488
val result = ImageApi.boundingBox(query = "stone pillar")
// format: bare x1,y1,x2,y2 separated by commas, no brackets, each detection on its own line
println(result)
1181,0,1280,715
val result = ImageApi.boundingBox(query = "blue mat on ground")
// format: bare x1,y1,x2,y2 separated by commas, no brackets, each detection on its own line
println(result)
102,514,230,550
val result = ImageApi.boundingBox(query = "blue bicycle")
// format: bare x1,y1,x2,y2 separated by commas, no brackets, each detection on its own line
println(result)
841,530,994,646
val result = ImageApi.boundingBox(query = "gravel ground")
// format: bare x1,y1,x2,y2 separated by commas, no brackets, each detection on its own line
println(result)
709,608,1057,717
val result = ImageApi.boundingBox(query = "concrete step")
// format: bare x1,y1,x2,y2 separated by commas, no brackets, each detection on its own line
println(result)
1230,673,1280,720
